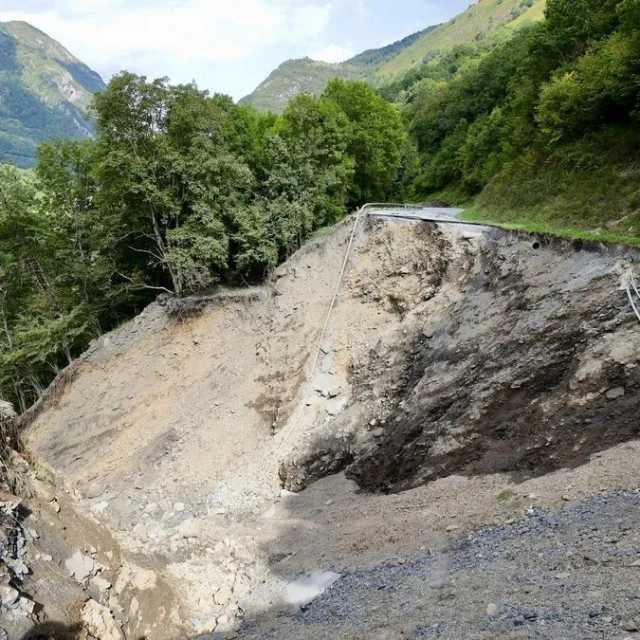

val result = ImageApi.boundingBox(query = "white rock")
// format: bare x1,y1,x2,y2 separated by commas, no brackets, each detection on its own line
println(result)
91,501,109,515
178,519,201,539
326,397,348,417
65,551,95,583
0,585,19,607
19,597,35,614
91,576,112,592
174,502,186,512
214,584,233,606
82,599,125,640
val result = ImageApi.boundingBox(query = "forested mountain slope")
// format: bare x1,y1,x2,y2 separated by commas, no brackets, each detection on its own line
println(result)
0,21,105,167
241,0,546,113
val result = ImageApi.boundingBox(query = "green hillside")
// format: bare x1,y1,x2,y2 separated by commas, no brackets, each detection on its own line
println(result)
240,26,436,113
242,0,546,113
374,0,546,81
0,21,106,168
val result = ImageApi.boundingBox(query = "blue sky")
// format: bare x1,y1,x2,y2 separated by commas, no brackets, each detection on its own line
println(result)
0,0,473,100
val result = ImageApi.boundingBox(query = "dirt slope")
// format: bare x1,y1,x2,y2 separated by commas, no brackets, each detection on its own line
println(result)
14,215,640,639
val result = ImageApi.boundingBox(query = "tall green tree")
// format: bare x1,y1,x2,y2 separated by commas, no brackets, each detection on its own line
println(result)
322,80,406,205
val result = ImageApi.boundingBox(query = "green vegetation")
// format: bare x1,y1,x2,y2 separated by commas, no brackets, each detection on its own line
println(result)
242,0,546,113
0,76,404,409
0,21,105,168
1,0,639,414
404,0,640,241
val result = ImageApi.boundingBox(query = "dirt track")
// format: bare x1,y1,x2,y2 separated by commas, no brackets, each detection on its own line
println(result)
10,213,640,639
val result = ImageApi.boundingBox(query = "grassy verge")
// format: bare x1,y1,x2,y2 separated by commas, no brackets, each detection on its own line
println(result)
453,128,640,248
461,205,640,248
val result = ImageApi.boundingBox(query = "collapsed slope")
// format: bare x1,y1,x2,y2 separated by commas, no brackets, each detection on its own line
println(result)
15,213,640,638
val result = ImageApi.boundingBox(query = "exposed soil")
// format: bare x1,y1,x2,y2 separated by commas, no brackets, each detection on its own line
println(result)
5,213,640,639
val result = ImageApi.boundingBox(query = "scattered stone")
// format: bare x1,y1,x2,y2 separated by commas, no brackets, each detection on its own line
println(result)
446,525,460,532
486,603,498,616
606,387,625,400
281,490,298,499
65,550,95,583
326,397,348,417
91,576,112,592
82,599,125,640
174,502,186,513
50,499,60,513
178,518,201,539
214,584,233,606
622,620,640,632
0,584,19,607
86,479,107,499
91,501,109,515
19,596,35,614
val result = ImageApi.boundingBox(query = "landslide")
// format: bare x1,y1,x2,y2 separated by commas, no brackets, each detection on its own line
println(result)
13,214,640,638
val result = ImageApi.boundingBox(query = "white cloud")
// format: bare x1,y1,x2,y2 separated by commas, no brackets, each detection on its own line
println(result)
311,44,354,63
0,0,343,96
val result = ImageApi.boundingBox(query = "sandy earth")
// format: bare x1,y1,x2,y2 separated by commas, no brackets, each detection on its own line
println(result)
6,212,640,639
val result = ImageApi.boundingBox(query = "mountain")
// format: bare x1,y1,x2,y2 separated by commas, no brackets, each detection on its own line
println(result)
240,26,437,113
0,21,106,168
241,0,546,113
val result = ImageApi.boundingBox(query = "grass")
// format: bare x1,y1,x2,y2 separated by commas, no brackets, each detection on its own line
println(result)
375,0,547,81
497,488,514,502
461,205,640,247
453,128,640,249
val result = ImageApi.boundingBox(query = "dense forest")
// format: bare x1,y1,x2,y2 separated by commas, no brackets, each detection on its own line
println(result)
1,0,639,409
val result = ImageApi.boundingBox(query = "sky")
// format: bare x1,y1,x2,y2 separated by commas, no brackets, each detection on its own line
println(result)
0,0,473,100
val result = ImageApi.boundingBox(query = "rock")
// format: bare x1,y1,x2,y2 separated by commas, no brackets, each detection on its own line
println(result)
85,479,107,499
327,386,342,399
19,596,35,614
50,499,60,513
280,490,298,499
214,584,233,606
0,584,19,607
0,628,8,640
486,603,498,616
606,387,625,400
65,550,95,583
326,397,348,417
91,576,112,592
82,599,125,640
178,518,201,539
446,525,460,532
628,559,640,567
174,502,186,513
287,571,341,612
622,620,640,632
91,501,109,515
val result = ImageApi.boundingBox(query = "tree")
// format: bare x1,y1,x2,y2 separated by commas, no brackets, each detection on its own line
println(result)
322,80,406,205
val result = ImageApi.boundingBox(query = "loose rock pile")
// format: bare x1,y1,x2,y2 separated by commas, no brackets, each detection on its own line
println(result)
0,493,36,626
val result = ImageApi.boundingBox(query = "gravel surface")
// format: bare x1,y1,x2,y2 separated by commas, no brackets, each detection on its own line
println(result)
236,490,640,639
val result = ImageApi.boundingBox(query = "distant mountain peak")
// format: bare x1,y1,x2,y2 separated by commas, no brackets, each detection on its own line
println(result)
241,0,546,113
0,20,106,168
